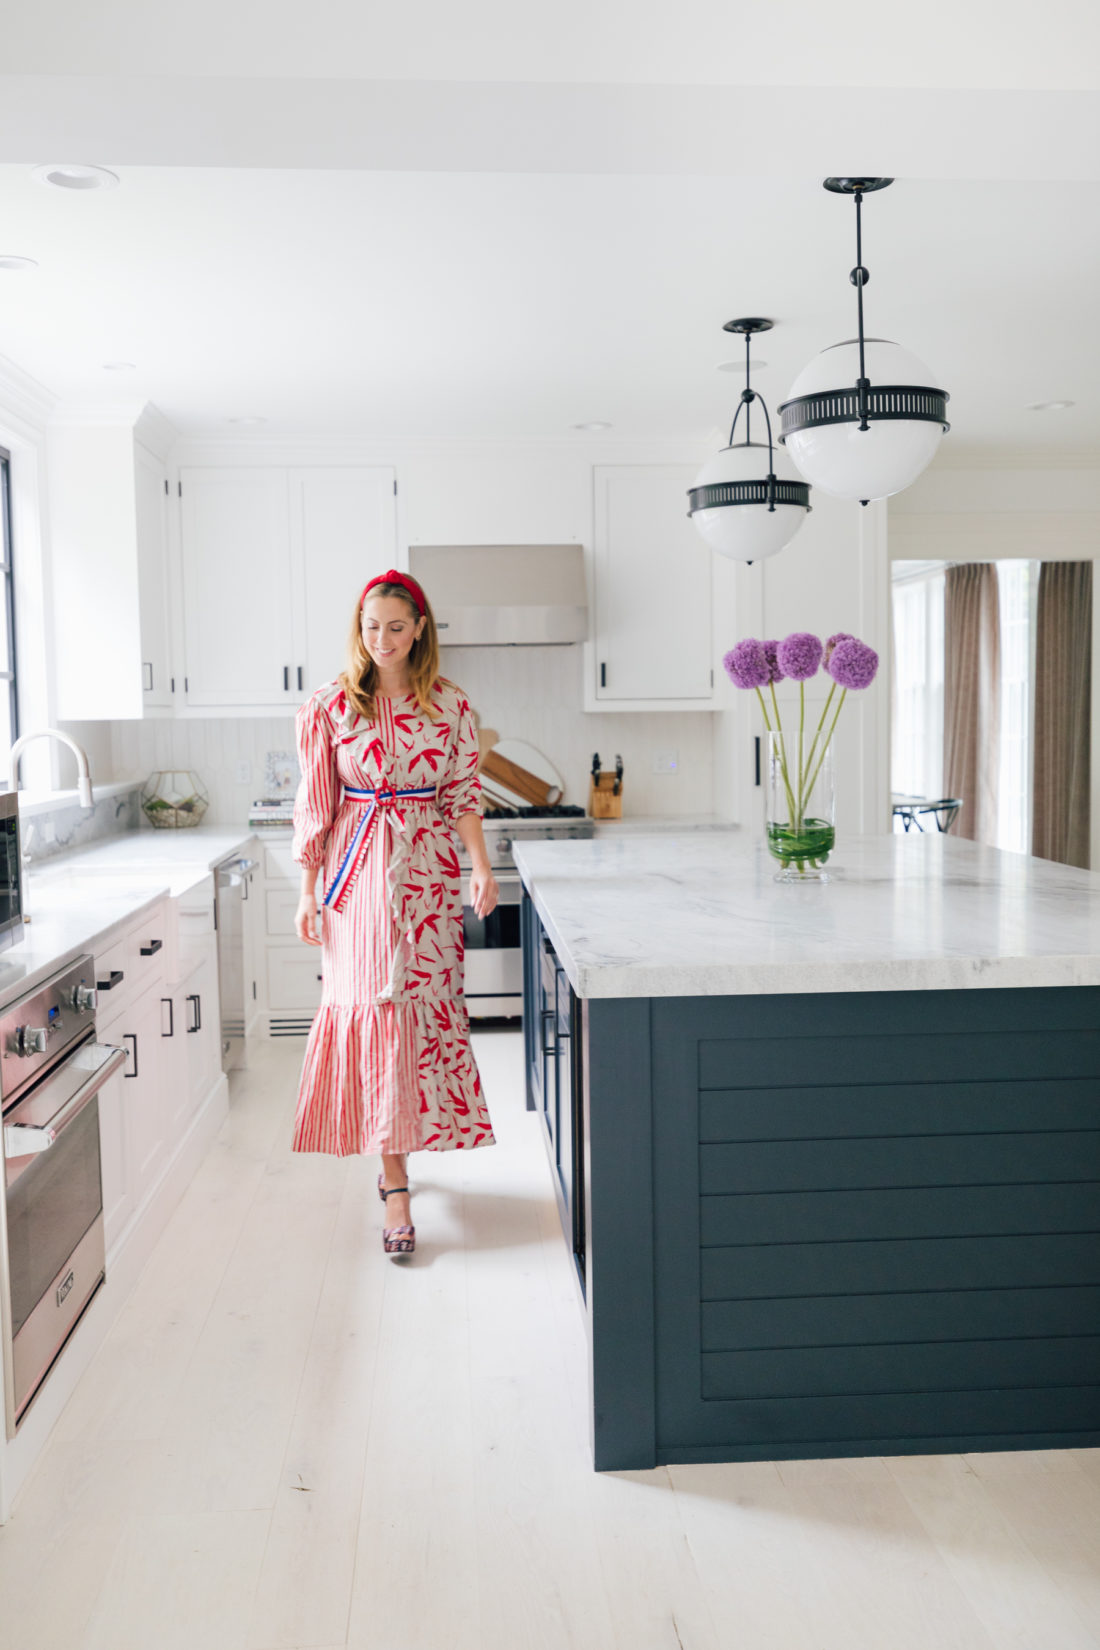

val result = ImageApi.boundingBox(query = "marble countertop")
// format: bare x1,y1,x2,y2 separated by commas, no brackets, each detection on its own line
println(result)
0,827,259,1007
512,830,1100,999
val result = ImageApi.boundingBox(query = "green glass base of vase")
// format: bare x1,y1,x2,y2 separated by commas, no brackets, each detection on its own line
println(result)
766,819,835,882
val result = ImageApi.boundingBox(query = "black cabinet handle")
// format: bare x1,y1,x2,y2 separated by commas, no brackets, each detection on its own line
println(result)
541,1007,556,1058
187,993,201,1033
161,997,174,1038
97,969,124,992
283,665,289,691
754,735,761,787
140,939,163,957
123,1032,138,1077
600,662,607,688
297,666,303,691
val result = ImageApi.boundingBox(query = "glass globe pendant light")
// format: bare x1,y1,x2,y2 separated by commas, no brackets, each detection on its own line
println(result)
779,179,950,504
687,318,811,564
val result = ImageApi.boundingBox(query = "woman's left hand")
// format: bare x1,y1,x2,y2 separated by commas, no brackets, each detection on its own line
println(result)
469,864,499,919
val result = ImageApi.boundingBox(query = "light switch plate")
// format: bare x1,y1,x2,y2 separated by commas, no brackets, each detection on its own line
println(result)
652,751,679,774
236,760,251,784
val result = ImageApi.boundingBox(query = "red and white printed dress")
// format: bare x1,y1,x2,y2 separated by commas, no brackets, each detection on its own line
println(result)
291,677,495,1157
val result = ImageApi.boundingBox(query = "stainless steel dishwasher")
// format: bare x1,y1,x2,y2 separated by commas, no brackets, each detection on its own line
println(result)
214,852,258,1072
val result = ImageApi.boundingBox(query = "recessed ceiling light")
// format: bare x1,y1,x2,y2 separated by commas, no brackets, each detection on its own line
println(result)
1026,399,1075,412
102,361,136,371
0,255,38,272
32,163,119,191
227,416,267,425
572,421,612,432
717,357,767,373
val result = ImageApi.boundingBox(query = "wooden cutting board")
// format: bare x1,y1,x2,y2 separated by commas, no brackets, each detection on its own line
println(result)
478,739,565,809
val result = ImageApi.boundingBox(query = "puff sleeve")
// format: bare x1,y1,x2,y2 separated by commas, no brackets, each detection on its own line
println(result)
292,693,338,870
436,693,483,824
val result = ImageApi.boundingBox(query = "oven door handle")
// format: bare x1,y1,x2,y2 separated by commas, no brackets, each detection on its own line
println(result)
3,1042,129,1157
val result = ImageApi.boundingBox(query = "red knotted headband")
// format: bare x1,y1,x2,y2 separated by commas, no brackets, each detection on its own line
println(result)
360,569,426,615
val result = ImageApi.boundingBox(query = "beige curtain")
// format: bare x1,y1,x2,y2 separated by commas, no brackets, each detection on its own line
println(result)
944,563,1001,844
1032,561,1092,868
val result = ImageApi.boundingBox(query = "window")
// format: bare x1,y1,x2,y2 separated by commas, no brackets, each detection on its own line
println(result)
891,561,945,804
996,560,1038,855
0,447,16,755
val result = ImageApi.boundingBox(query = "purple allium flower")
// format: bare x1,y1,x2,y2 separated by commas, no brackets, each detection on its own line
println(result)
776,632,823,681
823,632,856,666
762,639,785,683
828,637,879,690
722,638,770,690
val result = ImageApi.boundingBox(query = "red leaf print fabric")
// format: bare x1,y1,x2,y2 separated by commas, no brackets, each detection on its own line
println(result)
290,679,495,1157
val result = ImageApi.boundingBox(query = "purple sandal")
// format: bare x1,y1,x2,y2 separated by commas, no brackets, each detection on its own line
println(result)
379,1182,415,1257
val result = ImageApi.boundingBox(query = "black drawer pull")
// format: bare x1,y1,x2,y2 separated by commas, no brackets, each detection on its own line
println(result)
161,996,174,1038
97,969,124,992
297,666,303,691
123,1032,138,1077
283,665,290,691
187,993,202,1033
140,939,163,957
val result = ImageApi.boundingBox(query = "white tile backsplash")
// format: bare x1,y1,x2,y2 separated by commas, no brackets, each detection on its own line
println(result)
83,647,716,823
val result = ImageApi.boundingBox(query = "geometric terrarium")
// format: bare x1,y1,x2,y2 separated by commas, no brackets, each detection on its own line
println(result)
140,769,210,829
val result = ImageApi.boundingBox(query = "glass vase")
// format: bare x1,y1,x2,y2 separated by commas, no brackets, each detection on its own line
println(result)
140,769,209,830
765,730,835,883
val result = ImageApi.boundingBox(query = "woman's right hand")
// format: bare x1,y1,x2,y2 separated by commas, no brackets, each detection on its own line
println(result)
295,894,322,946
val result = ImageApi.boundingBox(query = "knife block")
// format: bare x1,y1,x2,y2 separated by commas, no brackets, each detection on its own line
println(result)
588,773,623,819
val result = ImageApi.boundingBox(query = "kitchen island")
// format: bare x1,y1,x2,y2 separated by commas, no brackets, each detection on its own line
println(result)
513,831,1100,1470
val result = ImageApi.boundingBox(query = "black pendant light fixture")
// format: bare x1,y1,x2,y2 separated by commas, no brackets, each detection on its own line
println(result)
687,318,811,563
778,179,951,503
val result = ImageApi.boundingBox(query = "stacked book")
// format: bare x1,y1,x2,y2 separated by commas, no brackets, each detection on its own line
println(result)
248,797,296,830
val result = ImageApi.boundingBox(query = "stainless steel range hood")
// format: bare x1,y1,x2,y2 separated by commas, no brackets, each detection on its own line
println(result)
408,544,587,646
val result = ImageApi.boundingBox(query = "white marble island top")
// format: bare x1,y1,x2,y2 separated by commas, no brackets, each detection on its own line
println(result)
512,830,1100,999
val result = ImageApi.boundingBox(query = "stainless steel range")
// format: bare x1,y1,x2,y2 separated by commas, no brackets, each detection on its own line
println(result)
459,805,593,1017
0,957,127,1435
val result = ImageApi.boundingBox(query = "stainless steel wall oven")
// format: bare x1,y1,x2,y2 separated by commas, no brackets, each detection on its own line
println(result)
0,956,127,1435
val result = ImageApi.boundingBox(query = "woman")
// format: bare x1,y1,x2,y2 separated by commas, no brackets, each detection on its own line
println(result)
292,569,498,1257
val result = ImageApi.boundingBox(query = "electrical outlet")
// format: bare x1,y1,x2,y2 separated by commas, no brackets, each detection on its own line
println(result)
236,760,251,785
652,751,679,775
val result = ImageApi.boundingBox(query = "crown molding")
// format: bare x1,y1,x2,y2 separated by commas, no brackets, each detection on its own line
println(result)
0,352,56,439
133,401,179,462
48,400,146,430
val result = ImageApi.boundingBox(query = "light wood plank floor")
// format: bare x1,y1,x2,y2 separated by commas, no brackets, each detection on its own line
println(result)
2,1030,1099,1649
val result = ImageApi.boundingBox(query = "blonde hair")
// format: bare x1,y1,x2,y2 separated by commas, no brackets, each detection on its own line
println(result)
340,581,443,722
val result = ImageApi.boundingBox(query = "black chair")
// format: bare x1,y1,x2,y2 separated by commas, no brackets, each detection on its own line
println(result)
892,795,963,834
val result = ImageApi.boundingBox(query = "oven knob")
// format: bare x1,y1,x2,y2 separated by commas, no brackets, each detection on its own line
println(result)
18,1026,48,1056
72,984,98,1013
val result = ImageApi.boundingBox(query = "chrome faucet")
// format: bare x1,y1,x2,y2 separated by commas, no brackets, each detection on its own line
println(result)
8,729,94,808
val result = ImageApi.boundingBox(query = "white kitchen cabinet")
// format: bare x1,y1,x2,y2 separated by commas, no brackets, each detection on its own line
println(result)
588,465,717,711
292,467,398,695
99,977,170,1251
134,442,174,708
255,837,323,1033
180,468,297,707
48,421,174,720
179,465,396,709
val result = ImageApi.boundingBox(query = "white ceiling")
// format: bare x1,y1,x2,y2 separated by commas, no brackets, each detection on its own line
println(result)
0,3,1098,453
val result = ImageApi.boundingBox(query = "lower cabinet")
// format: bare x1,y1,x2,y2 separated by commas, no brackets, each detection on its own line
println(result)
96,902,227,1257
522,893,586,1294
99,979,171,1253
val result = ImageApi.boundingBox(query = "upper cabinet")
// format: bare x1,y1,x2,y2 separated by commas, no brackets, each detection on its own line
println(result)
588,465,717,712
49,422,174,721
179,465,396,709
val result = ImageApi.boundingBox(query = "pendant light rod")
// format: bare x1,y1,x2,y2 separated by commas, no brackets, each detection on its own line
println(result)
853,188,870,429
722,316,778,508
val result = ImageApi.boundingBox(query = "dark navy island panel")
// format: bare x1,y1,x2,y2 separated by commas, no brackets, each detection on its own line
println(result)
651,988,1100,1469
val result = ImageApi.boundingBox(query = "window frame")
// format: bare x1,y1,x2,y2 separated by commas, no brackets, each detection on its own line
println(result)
0,445,17,748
